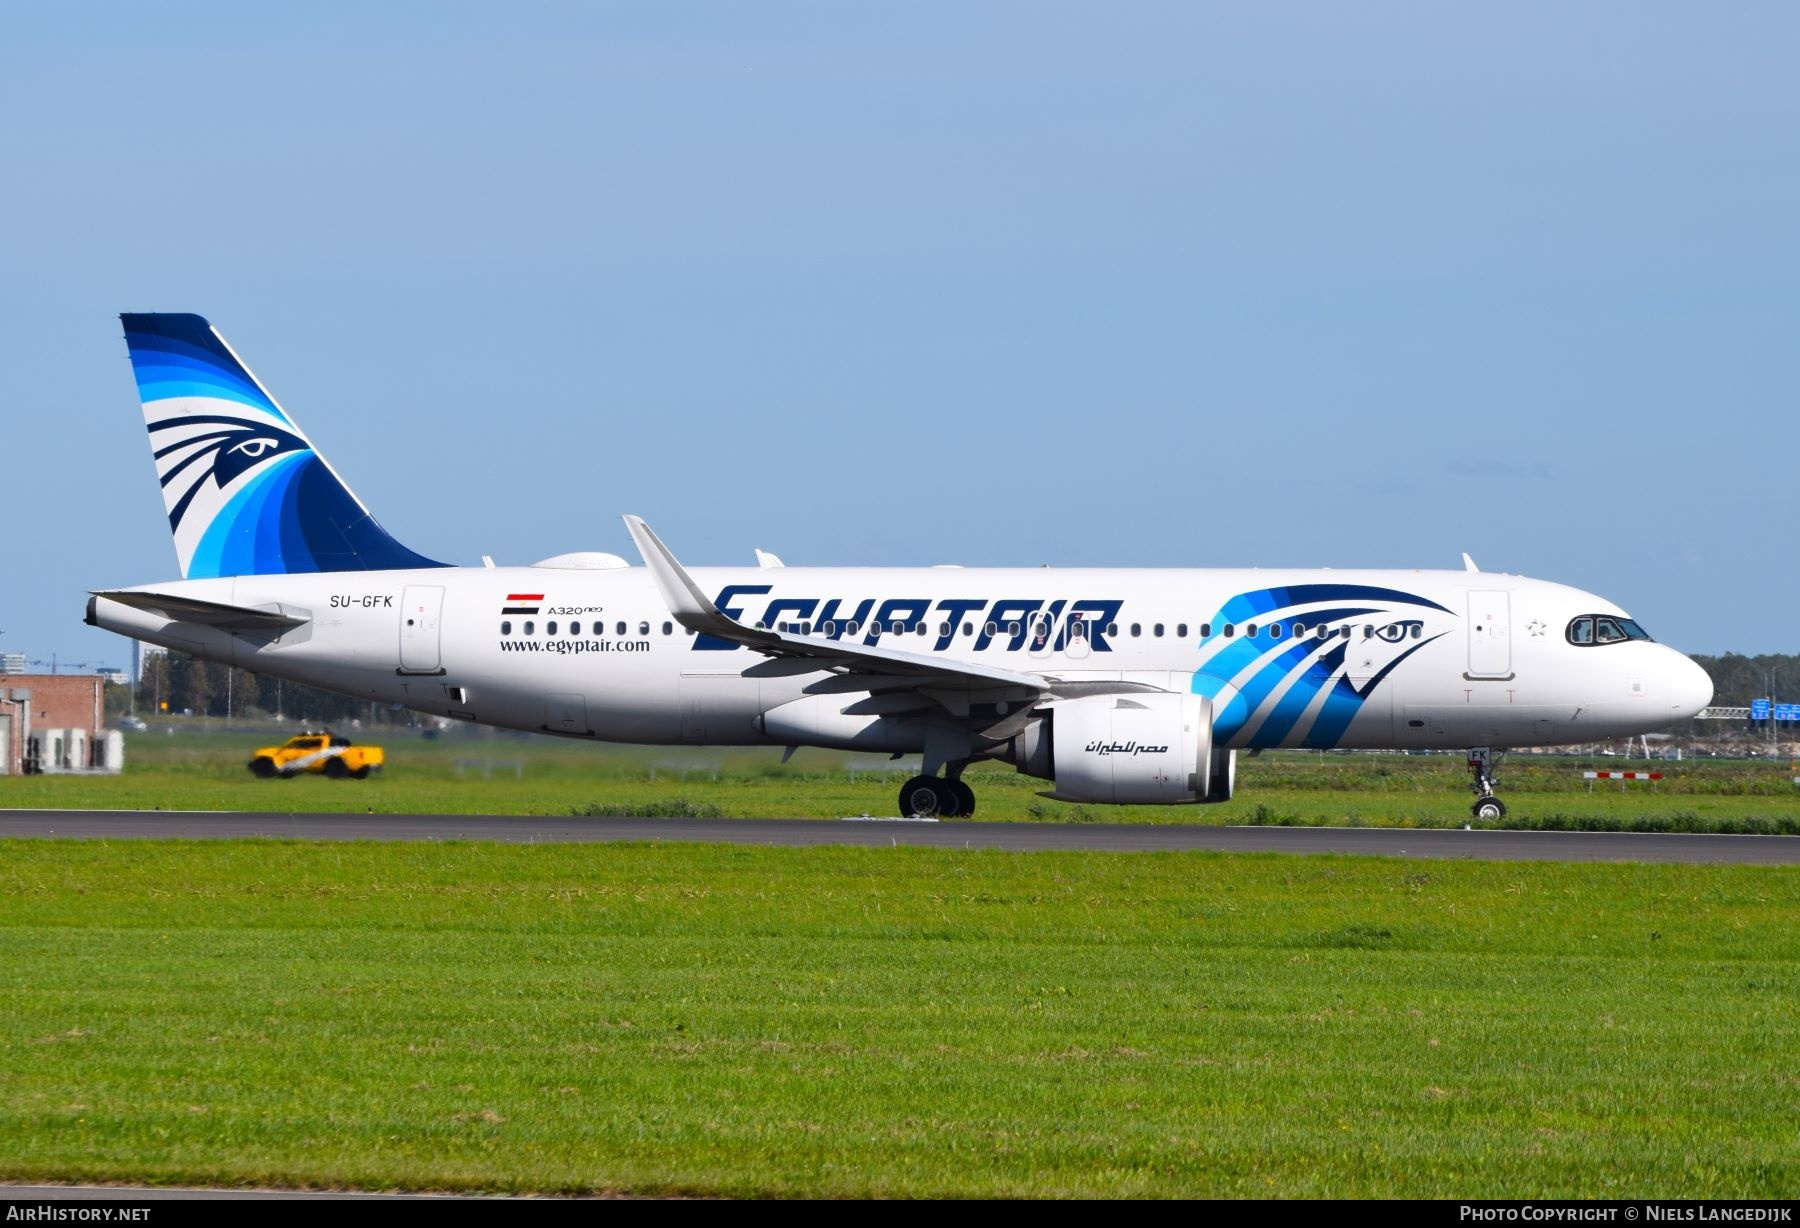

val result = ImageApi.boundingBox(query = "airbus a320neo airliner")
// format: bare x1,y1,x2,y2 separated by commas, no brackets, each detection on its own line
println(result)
88,314,1713,819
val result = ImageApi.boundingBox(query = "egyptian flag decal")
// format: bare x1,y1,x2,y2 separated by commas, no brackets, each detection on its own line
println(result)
503,593,543,615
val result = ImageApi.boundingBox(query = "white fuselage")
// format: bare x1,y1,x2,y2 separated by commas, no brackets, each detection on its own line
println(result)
90,562,1714,753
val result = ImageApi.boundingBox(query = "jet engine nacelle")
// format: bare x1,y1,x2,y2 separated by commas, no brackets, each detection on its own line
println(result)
1010,692,1217,805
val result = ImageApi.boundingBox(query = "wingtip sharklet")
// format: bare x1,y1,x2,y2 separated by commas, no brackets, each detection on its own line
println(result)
618,514,1051,691
621,514,727,630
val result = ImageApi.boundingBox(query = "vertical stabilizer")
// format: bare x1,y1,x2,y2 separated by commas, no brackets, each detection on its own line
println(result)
121,313,445,578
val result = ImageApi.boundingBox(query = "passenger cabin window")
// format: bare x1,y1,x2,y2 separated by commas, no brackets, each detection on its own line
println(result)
524,620,535,636
662,621,673,636
501,621,512,636
570,621,581,635
1153,623,1165,637
1246,624,1258,639
1223,624,1234,638
1201,623,1212,637
639,621,651,635
546,620,558,635
1177,623,1188,638
1130,623,1141,637
616,621,626,635
1270,623,1283,639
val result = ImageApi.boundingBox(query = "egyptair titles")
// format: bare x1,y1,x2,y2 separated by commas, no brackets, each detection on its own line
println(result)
698,585,1126,653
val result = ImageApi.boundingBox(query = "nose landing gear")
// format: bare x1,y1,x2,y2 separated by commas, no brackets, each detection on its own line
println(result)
1467,746,1507,821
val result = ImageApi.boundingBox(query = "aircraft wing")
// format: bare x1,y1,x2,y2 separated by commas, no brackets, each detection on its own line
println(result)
91,590,311,632
623,515,1053,694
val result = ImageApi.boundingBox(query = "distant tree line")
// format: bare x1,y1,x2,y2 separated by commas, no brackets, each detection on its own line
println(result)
133,650,400,726
1689,654,1800,708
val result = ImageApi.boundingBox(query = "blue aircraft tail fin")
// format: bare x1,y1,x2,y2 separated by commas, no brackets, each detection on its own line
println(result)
121,313,446,578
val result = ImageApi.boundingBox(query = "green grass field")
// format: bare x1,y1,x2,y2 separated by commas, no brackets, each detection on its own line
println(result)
3,840,1797,1197
5,727,1799,832
5,729,1797,1196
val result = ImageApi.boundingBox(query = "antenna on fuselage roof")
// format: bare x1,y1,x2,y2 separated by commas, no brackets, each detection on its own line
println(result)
1461,552,1480,573
755,549,785,568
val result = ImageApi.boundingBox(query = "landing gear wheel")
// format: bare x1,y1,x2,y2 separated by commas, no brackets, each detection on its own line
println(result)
947,780,976,819
928,779,976,818
1464,746,1508,823
250,757,276,779
325,758,349,779
899,775,953,818
1472,797,1507,821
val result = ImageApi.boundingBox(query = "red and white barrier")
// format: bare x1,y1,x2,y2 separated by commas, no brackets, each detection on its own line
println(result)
1582,771,1662,781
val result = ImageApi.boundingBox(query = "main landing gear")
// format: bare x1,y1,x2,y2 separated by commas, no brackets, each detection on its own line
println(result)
1467,746,1507,821
899,761,976,818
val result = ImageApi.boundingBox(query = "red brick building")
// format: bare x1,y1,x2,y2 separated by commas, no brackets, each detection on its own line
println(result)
0,675,116,775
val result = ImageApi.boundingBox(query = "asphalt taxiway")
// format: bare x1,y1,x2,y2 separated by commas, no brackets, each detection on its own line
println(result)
2,810,1797,863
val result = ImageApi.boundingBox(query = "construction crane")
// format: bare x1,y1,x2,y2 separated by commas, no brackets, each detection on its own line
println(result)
28,658,115,676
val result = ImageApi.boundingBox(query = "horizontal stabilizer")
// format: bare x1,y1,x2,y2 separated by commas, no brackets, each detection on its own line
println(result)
91,590,310,632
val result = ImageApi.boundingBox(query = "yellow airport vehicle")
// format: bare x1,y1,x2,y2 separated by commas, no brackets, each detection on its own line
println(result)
248,732,384,780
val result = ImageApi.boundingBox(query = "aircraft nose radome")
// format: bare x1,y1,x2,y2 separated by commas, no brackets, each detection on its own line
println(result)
1670,651,1714,719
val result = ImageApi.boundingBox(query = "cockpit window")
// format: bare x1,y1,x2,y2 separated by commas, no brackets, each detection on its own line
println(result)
1567,615,1653,646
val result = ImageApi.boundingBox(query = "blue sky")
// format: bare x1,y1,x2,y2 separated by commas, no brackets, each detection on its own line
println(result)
2,3,1795,668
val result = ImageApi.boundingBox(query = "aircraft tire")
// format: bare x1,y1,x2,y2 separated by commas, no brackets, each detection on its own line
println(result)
899,775,952,818
947,780,976,819
1471,797,1506,821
